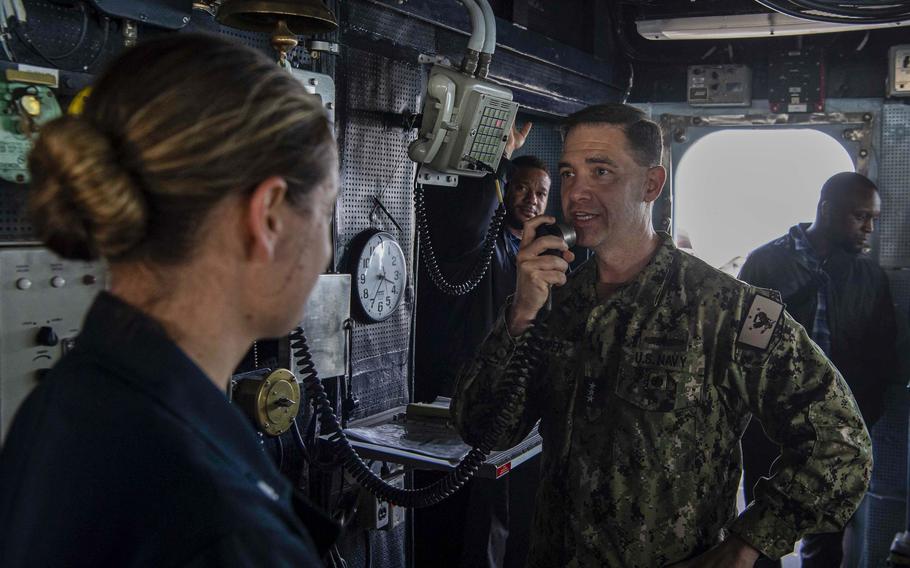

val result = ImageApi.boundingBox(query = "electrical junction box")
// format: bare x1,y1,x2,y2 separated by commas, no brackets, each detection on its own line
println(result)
768,48,824,113
687,65,752,107
0,247,107,442
888,45,910,97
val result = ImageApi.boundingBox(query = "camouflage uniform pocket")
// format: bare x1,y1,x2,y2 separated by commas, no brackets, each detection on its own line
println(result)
611,349,703,472
616,347,702,411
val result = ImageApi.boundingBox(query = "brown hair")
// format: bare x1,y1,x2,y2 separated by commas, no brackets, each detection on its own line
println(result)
28,33,336,263
561,103,662,168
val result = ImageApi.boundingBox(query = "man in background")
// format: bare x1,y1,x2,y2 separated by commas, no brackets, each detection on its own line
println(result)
739,171,899,567
414,123,550,568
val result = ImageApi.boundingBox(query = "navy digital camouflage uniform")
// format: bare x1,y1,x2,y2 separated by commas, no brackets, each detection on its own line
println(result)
452,232,872,567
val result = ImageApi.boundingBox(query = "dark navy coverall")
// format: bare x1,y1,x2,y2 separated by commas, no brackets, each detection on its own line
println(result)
0,292,335,567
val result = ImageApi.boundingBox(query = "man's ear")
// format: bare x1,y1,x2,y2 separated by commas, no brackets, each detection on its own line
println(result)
818,200,831,224
643,165,666,203
245,176,289,262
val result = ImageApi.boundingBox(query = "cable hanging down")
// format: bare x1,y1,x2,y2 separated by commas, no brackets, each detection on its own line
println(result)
414,184,506,296
291,322,546,508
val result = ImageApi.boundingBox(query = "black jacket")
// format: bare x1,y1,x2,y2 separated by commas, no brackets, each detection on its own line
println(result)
415,161,517,402
0,292,334,567
739,224,898,426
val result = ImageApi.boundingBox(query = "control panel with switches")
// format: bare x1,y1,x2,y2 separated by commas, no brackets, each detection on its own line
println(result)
687,65,752,107
0,247,106,441
889,45,910,97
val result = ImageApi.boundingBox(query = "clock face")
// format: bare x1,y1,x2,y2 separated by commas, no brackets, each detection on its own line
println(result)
352,230,407,322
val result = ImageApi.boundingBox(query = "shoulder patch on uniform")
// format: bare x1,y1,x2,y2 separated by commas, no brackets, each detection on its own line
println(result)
738,293,784,350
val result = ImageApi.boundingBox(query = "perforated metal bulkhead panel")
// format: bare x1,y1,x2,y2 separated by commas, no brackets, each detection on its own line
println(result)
867,106,910,566
12,0,117,72
878,105,910,267
860,494,906,567
0,190,32,242
337,44,423,420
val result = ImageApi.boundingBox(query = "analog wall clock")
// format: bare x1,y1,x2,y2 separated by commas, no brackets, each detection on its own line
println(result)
349,229,407,322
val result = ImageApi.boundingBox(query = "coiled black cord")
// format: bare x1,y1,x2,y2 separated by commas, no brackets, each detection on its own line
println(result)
414,184,506,296
290,322,547,508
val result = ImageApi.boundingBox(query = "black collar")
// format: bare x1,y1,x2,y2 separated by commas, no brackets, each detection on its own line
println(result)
76,292,285,489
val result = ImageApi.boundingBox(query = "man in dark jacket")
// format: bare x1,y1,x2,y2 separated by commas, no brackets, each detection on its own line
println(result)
739,171,898,568
415,139,548,404
414,124,550,568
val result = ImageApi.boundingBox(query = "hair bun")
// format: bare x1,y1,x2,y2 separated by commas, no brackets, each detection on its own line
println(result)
27,115,148,260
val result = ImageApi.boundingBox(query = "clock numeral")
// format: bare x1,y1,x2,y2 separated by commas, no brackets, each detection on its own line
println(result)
359,274,366,285
394,270,400,281
362,289,369,299
362,258,369,269
392,286,397,295
378,303,383,313
391,257,397,266
370,299,375,309
386,297,391,308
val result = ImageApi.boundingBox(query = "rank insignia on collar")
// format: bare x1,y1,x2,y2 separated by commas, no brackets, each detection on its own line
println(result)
738,293,784,350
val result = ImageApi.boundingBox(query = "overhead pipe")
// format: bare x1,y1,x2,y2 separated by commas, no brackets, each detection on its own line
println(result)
459,0,485,76
475,0,496,78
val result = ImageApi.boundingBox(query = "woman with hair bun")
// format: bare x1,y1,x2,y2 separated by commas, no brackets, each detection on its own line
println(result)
0,34,338,567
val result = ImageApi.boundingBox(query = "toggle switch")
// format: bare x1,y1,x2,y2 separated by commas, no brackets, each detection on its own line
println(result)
36,326,59,347
50,276,66,288
16,277,31,290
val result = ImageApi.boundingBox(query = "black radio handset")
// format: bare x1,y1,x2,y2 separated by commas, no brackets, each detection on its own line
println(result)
534,222,577,318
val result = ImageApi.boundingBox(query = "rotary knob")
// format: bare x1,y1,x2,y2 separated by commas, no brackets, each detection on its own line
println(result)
36,326,59,347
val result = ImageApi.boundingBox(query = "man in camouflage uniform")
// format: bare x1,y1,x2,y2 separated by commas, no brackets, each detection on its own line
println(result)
452,103,872,567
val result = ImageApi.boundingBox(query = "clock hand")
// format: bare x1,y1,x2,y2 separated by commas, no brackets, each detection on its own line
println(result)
371,277,385,301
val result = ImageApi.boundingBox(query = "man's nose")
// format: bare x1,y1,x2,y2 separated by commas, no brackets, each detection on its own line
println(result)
862,218,874,233
566,183,590,204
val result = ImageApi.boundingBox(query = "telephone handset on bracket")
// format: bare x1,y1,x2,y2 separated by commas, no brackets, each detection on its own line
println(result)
408,64,519,186
409,72,456,166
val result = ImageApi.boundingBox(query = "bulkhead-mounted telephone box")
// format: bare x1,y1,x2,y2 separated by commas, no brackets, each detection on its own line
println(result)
408,0,518,184
408,64,518,179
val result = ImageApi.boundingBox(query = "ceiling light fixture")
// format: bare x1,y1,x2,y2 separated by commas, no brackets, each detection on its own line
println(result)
636,12,910,40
